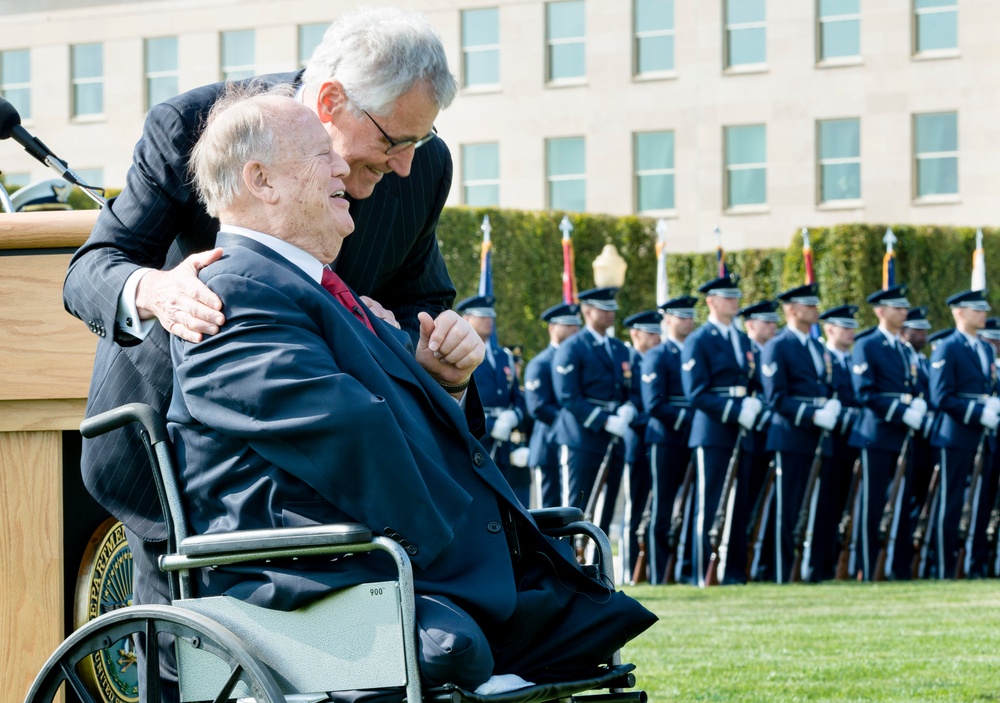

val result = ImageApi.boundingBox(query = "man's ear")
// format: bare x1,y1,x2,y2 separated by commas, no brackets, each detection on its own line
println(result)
315,81,348,124
243,161,278,204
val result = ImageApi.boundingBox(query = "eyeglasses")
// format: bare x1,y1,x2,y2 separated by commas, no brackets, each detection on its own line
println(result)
362,110,437,155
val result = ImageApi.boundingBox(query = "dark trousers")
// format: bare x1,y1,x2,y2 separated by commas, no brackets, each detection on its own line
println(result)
770,451,813,583
693,445,750,586
856,447,914,581
933,444,994,579
745,449,775,582
648,443,691,584
532,442,563,509
621,449,651,582
814,443,858,581
561,442,625,538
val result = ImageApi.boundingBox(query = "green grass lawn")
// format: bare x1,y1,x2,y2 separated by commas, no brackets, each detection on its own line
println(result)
620,581,1000,702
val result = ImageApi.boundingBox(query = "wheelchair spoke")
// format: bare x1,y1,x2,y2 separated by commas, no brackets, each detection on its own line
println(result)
144,617,163,703
211,664,246,703
57,659,100,703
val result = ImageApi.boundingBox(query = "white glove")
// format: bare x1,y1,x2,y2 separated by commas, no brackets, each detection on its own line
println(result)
490,409,519,442
812,405,838,431
822,398,842,417
908,397,928,415
604,415,629,437
737,396,763,430
902,406,925,430
509,446,530,467
616,402,637,426
981,407,1000,431
984,397,1000,415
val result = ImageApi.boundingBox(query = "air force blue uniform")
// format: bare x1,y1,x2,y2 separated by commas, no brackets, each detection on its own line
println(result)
525,344,562,508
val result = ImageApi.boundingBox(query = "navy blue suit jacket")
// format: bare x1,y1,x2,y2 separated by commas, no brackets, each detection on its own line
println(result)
761,328,833,455
63,72,456,540
167,235,614,623
930,331,996,449
641,338,691,448
848,330,920,452
524,345,560,468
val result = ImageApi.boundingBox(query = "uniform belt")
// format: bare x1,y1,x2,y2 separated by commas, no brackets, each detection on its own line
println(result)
790,396,829,405
877,392,913,403
957,393,992,401
585,398,619,411
668,396,691,406
484,407,508,418
709,386,747,397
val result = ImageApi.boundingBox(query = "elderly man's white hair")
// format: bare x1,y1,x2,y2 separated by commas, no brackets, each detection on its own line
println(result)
189,83,296,217
303,6,458,115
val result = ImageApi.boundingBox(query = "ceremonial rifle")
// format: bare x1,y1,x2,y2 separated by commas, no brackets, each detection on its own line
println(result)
955,431,988,579
790,431,828,583
664,453,697,584
910,463,941,579
631,490,654,584
705,429,745,586
985,473,1000,578
835,456,863,580
746,459,776,581
578,435,619,560
874,432,912,581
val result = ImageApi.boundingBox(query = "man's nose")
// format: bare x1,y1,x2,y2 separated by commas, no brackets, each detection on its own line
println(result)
331,153,349,179
386,147,415,178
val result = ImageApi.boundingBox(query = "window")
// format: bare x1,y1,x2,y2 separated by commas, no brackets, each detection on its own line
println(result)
818,118,860,203
914,0,957,54
818,0,860,61
1,172,30,188
462,8,500,88
145,37,178,110
299,23,328,67
0,49,30,120
71,44,103,117
462,143,500,206
725,0,766,68
634,0,675,75
634,131,675,212
724,124,766,208
221,30,255,81
546,136,585,212
72,168,105,188
914,112,957,198
546,1,585,82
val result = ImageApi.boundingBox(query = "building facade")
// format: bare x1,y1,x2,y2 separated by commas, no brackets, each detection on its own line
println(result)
0,0,994,252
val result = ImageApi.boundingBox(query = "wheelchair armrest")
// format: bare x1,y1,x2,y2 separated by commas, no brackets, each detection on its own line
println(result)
529,507,584,532
176,523,372,557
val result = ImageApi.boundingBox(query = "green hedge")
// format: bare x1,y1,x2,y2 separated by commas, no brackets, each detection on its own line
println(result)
438,208,997,358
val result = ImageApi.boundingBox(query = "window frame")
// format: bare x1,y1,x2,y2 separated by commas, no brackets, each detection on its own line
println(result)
298,23,329,68
912,111,959,202
633,130,676,214
545,0,586,85
723,123,767,211
546,136,586,212
461,141,501,206
144,36,179,112
912,0,959,58
0,49,31,121
723,0,767,72
70,42,104,119
220,29,256,82
816,117,862,206
816,0,862,65
461,7,501,90
633,0,676,78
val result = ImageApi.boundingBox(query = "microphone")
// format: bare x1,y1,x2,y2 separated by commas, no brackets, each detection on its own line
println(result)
0,96,105,206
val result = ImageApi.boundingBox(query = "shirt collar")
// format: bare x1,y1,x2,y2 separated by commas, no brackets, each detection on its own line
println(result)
959,329,980,348
586,325,608,345
788,326,811,345
219,224,325,284
878,325,899,347
708,315,731,336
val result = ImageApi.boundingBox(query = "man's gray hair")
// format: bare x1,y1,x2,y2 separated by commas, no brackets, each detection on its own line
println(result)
189,82,295,216
303,7,458,115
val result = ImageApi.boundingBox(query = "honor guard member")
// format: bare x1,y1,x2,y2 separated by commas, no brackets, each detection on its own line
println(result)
620,310,663,580
848,285,927,581
552,287,641,538
760,284,838,583
524,303,582,508
458,295,530,506
979,318,1000,356
815,305,862,580
740,300,780,581
901,307,937,527
682,273,763,586
929,289,997,579
979,318,1000,562
642,296,698,584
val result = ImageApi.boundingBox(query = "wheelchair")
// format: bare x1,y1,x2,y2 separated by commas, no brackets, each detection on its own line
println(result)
24,403,647,703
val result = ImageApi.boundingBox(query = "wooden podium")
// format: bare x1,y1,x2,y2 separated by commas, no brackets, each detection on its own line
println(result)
0,210,102,703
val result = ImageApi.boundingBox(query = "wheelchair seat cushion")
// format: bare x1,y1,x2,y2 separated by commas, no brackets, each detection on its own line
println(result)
423,663,636,703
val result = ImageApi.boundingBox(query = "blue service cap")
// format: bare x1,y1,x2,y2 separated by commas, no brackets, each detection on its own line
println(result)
456,294,496,318
541,302,582,326
623,310,664,333
819,304,859,329
578,286,620,311
946,289,991,312
777,283,820,306
903,306,932,330
739,300,780,322
658,295,698,318
866,284,910,308
854,326,877,341
698,273,742,299
979,318,1000,341
930,328,956,345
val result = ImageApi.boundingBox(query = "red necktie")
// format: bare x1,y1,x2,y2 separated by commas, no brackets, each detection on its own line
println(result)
321,268,375,333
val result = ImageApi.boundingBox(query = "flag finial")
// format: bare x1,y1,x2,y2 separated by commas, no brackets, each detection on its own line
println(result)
883,227,897,252
480,215,491,240
801,226,811,249
977,227,984,250
559,215,573,240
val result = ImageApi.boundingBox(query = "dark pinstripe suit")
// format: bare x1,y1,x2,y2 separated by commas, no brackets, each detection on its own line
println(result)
63,71,457,545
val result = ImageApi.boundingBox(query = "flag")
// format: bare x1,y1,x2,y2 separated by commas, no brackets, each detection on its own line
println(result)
802,228,821,339
655,218,669,306
882,227,896,290
714,225,730,277
560,215,578,303
478,215,493,298
972,228,987,291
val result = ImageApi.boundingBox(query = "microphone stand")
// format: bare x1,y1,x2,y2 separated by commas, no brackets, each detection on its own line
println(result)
0,178,13,213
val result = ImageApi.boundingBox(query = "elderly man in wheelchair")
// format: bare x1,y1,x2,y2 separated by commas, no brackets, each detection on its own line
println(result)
27,88,654,703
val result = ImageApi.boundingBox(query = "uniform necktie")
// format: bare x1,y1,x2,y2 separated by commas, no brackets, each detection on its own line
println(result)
976,341,990,377
726,328,743,368
321,268,375,333
805,338,824,377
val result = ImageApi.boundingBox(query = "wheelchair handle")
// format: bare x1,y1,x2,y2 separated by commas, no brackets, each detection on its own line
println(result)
80,402,170,445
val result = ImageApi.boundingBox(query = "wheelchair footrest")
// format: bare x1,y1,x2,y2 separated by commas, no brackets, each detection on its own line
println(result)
422,663,640,703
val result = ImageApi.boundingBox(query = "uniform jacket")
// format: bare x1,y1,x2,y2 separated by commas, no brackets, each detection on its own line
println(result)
641,338,691,448
167,235,611,623
848,329,921,452
524,345,560,468
551,328,641,454
761,327,834,455
681,321,758,450
929,331,997,450
473,339,526,464
746,340,774,455
826,347,861,458
623,347,650,465
63,72,456,540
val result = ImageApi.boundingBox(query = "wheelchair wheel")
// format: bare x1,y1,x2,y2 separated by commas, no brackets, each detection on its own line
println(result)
24,605,285,703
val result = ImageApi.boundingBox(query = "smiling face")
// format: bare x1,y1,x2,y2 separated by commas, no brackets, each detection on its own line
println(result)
314,80,440,199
